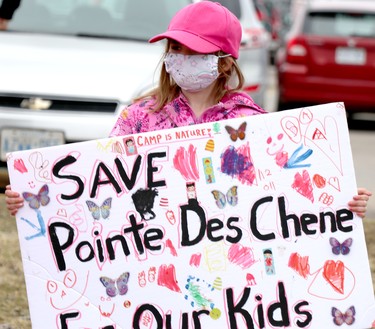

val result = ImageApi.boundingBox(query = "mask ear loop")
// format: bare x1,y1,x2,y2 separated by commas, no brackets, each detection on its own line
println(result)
217,53,232,71
217,53,234,84
217,54,232,59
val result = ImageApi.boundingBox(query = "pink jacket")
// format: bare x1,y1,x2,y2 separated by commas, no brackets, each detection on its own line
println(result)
109,91,267,137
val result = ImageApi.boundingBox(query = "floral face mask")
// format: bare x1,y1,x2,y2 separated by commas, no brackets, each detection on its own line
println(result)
164,53,227,92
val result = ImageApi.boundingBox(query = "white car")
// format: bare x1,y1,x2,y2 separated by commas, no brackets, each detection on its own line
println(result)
0,0,269,188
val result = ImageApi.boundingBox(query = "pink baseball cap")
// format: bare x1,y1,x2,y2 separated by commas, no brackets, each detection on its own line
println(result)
149,1,242,59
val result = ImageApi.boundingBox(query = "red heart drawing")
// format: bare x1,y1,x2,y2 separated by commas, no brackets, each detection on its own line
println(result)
288,252,310,279
323,260,345,294
157,264,181,293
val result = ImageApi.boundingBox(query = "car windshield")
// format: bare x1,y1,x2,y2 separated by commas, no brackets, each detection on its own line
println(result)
8,0,189,41
303,11,375,38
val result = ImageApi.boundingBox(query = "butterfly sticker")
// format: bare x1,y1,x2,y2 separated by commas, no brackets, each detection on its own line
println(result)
211,186,238,209
22,184,50,210
329,237,352,255
225,122,247,142
86,198,112,220
331,306,355,326
100,272,130,297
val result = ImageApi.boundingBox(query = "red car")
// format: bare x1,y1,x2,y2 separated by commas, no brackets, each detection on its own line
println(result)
275,1,375,113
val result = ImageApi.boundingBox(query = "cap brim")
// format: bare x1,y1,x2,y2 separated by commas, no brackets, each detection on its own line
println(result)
149,30,221,54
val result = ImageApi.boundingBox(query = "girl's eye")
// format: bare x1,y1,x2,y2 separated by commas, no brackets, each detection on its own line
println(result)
169,43,182,52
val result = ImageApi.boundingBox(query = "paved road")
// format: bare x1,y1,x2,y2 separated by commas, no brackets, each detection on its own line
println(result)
265,66,375,219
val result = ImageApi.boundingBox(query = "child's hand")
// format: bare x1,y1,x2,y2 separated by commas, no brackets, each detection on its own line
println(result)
5,185,24,216
0,18,10,31
348,187,372,219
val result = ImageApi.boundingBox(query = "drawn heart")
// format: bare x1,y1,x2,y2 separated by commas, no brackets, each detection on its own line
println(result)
228,243,257,269
323,260,345,294
174,144,199,181
292,170,314,202
288,252,310,279
328,176,341,192
14,158,28,173
157,264,181,293
305,116,343,174
308,262,354,299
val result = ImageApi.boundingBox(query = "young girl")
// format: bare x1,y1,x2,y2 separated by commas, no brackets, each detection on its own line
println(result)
5,1,372,216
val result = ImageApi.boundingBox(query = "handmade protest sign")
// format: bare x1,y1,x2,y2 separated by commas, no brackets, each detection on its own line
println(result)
7,103,375,328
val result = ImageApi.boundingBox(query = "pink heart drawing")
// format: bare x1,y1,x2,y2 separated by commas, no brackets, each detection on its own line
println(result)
14,158,28,173
292,170,314,202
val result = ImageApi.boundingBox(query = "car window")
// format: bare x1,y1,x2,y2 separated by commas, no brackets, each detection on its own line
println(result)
303,11,375,38
9,0,190,40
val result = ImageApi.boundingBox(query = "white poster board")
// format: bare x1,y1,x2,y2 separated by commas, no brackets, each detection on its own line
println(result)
7,103,375,329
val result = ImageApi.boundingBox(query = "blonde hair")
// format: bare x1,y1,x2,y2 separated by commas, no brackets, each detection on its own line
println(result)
134,41,245,112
